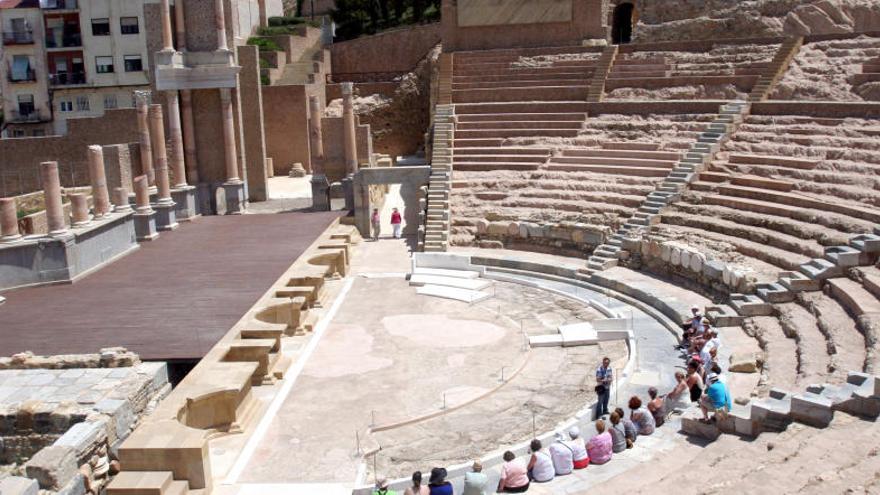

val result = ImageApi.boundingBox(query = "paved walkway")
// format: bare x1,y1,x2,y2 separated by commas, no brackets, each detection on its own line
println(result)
0,212,342,360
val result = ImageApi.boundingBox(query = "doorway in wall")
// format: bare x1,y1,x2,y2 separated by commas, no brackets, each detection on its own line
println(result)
612,2,635,44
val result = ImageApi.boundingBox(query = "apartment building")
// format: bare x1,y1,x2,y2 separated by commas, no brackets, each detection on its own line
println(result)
0,0,151,137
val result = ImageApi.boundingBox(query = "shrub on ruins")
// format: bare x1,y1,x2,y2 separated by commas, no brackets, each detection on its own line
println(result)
247,37,283,52
331,0,440,41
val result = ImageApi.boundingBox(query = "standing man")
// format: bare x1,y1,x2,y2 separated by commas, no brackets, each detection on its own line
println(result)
391,207,403,239
595,357,613,418
371,208,381,241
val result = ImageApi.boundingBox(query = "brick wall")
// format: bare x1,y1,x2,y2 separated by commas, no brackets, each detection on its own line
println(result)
0,110,139,197
329,23,441,77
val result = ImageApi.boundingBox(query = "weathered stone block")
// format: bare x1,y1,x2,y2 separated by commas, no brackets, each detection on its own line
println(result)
729,353,759,373
0,476,38,495
703,259,725,279
790,393,834,428
54,419,107,463
24,445,78,490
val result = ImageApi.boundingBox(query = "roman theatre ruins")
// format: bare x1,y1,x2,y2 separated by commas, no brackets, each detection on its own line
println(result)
1,0,880,494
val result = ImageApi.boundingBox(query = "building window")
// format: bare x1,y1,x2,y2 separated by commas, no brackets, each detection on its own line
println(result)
96,56,114,73
17,94,35,116
120,17,139,34
76,95,90,111
11,55,33,82
32,129,46,137
91,18,110,36
104,94,118,110
123,55,143,72
12,130,25,138
60,100,73,112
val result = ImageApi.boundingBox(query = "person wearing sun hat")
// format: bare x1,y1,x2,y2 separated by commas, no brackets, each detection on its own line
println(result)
700,372,732,423
428,467,453,495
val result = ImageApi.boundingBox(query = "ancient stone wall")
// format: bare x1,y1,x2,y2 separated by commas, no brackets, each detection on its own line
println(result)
262,84,312,175
0,348,169,495
632,0,880,42
329,23,442,77
0,110,139,197
442,0,608,51
326,46,440,159
470,219,610,258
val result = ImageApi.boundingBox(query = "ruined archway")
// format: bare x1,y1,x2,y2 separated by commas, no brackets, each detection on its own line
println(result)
612,2,635,45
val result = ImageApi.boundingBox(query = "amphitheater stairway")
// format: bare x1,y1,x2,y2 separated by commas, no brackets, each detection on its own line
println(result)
580,100,751,275
106,471,199,495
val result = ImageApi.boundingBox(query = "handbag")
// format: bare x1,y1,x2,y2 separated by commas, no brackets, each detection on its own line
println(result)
594,384,607,394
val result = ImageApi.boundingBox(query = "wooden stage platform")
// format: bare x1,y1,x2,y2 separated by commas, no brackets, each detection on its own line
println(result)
0,212,343,361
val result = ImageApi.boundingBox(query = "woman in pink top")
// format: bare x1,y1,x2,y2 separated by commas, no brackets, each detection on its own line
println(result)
586,420,613,465
497,451,530,493
391,207,403,239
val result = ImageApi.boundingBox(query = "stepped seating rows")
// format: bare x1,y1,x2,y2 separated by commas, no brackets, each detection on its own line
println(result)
606,42,779,100
449,111,713,246
769,35,880,100
660,114,880,282
450,46,603,104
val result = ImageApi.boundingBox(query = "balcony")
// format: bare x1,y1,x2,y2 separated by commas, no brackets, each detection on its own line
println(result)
8,109,50,123
40,0,78,10
45,33,81,49
50,71,85,86
2,30,35,45
8,68,37,83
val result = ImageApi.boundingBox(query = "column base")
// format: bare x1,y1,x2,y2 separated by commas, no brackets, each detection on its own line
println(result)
171,186,200,222
153,202,179,231
310,174,331,211
134,211,159,242
220,181,246,215
341,175,355,212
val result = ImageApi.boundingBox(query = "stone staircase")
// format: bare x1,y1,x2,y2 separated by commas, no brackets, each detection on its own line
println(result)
421,105,454,252
586,44,618,102
682,371,880,441
748,36,803,102
106,471,199,495
580,100,751,276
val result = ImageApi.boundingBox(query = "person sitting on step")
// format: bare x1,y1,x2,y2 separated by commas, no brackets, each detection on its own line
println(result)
566,427,590,469
700,372,732,424
497,451,530,493
527,439,555,483
646,387,666,427
586,419,613,465
629,396,656,436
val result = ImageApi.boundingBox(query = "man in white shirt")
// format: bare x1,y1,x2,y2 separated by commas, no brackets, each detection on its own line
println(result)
549,436,573,476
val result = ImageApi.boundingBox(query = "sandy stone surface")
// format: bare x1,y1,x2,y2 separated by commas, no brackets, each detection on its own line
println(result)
236,274,620,483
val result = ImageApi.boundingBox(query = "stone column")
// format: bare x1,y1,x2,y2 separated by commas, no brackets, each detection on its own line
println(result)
218,88,245,214
134,176,152,214
309,95,330,211
149,104,172,203
180,90,199,184
113,187,132,213
0,198,22,242
69,193,90,227
87,145,111,218
166,92,187,188
135,92,155,188
149,104,179,231
215,0,228,51
342,82,358,176
160,0,174,51
174,0,187,51
133,175,158,241
41,161,67,236
167,91,199,222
